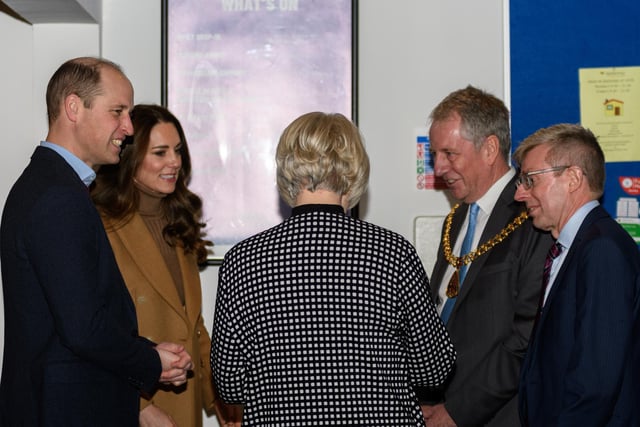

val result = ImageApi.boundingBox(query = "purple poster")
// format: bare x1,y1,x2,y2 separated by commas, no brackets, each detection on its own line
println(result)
166,0,354,260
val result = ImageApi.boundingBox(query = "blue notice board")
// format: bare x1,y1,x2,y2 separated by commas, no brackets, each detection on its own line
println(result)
510,0,640,245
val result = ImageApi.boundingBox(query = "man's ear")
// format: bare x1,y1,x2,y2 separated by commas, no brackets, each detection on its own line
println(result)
64,94,81,123
483,135,500,165
566,165,585,193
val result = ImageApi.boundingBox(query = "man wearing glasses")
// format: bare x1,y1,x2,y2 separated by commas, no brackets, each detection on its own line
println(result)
515,123,640,426
417,85,552,427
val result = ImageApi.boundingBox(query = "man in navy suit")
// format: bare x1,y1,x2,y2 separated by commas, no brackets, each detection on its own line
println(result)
515,123,640,426
0,57,193,426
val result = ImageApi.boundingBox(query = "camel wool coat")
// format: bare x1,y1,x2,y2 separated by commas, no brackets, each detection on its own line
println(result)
103,213,216,427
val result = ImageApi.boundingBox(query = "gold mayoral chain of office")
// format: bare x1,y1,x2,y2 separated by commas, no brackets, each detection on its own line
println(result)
444,203,529,298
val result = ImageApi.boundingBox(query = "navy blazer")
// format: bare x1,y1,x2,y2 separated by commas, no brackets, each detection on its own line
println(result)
519,205,640,426
0,147,161,427
418,177,553,426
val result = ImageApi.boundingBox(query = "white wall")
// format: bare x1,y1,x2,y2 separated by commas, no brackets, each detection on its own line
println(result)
0,2,506,426
0,14,33,211
358,1,505,237
33,23,101,139
101,0,162,105
0,14,32,390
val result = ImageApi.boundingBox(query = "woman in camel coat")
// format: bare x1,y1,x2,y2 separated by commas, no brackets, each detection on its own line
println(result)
92,104,240,427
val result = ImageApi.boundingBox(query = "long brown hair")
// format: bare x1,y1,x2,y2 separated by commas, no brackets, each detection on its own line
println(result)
91,104,211,262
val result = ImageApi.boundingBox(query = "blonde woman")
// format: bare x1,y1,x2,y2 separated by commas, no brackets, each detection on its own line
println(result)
211,112,456,426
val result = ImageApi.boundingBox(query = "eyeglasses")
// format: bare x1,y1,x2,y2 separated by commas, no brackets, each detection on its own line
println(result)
515,166,569,190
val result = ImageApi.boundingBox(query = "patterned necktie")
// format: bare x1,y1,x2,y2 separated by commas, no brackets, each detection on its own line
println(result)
441,203,479,324
536,242,563,320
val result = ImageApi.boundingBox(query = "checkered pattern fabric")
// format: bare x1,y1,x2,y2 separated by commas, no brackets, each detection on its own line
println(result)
211,204,455,426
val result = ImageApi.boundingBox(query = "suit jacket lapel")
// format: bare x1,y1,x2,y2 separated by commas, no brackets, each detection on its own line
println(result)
536,205,608,331
454,181,521,305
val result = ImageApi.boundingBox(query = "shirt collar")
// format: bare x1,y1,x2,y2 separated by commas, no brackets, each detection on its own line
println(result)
474,168,516,216
556,200,599,250
40,141,96,186
291,204,346,217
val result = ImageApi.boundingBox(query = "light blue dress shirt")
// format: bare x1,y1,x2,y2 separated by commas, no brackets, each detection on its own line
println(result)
40,141,96,186
543,199,599,304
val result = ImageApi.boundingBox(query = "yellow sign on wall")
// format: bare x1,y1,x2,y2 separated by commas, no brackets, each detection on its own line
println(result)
579,66,640,162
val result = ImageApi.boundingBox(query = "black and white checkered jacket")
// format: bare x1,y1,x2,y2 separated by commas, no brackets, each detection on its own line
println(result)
211,204,455,426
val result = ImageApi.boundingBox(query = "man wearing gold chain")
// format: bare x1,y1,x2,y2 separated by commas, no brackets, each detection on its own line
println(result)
416,85,553,427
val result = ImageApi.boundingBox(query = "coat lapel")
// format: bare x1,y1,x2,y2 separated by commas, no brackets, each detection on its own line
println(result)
535,205,607,332
177,248,202,326
111,214,187,320
450,179,524,314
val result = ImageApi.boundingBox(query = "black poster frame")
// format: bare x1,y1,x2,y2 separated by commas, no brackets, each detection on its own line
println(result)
161,0,359,264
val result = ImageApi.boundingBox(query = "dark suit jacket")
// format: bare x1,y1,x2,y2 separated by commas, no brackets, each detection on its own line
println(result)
0,147,161,427
519,205,640,426
418,176,552,427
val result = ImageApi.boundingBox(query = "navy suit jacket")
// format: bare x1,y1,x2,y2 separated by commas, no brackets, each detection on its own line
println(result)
519,205,640,426
417,177,552,426
0,147,161,427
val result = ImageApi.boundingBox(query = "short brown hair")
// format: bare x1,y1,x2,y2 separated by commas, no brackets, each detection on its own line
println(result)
430,85,511,161
513,123,605,197
46,57,125,124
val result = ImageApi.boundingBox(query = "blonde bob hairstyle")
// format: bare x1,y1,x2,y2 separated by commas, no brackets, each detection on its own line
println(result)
276,112,370,209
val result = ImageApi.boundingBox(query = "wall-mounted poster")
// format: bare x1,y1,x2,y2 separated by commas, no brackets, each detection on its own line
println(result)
415,127,447,191
163,0,356,263
580,66,640,245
